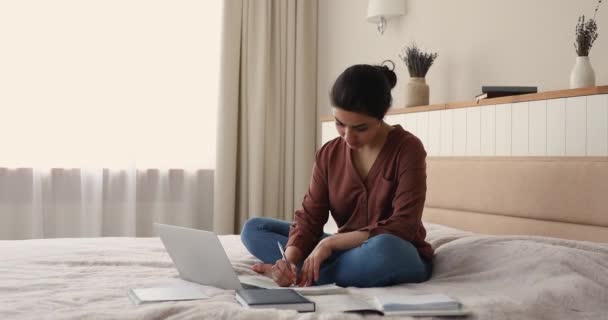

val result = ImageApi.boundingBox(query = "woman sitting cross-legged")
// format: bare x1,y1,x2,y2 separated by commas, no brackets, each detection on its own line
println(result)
241,61,433,288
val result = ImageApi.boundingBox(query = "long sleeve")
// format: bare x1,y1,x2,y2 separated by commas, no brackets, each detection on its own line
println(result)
287,148,331,257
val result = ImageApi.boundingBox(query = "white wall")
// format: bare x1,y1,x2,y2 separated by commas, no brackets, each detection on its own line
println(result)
0,0,221,169
317,0,608,117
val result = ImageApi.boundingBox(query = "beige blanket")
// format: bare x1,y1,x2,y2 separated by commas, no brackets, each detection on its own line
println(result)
1,223,607,320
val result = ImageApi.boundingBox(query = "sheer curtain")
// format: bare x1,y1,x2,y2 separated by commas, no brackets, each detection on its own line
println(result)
0,168,213,239
0,1,221,239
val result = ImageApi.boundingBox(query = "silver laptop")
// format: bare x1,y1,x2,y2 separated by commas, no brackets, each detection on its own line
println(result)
154,223,258,290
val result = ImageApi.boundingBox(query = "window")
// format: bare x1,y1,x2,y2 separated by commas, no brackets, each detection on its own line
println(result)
0,0,222,169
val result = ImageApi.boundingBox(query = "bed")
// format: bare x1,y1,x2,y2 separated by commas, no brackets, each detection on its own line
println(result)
1,157,607,319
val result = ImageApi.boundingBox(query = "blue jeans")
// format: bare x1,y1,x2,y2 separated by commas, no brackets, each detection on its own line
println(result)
240,217,432,288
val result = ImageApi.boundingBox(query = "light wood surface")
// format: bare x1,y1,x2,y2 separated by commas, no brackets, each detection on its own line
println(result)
320,85,608,122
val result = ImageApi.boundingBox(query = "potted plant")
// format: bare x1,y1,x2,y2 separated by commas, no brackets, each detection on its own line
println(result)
570,0,603,88
398,43,438,107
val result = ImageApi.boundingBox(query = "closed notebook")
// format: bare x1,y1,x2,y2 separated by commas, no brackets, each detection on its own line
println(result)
236,288,315,312
475,86,537,100
128,286,208,305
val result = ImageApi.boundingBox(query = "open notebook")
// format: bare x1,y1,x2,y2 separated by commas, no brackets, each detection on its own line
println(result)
307,293,472,317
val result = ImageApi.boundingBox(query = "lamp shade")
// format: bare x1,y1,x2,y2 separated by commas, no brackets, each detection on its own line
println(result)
367,0,405,23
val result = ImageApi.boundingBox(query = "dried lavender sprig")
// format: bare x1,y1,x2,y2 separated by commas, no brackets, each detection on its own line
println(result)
574,0,602,56
594,0,603,19
574,15,599,56
398,44,438,78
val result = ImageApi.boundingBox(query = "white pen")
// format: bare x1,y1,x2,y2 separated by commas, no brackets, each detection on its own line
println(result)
277,241,296,286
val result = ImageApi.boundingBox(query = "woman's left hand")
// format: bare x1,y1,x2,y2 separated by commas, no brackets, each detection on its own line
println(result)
297,239,332,287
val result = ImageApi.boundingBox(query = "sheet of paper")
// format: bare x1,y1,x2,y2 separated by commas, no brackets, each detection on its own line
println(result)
293,284,346,295
238,275,347,295
238,275,280,288
306,294,375,313
376,293,457,306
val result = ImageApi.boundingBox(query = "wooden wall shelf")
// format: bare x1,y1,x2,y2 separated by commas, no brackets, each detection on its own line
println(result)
320,85,608,122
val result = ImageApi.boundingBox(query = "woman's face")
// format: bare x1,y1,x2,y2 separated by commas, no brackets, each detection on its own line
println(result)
333,108,382,149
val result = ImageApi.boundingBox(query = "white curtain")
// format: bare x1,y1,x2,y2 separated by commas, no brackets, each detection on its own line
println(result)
214,0,318,234
0,168,214,240
0,1,222,240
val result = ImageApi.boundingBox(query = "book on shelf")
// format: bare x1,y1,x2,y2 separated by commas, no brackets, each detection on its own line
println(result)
307,293,471,317
475,86,538,101
235,288,316,312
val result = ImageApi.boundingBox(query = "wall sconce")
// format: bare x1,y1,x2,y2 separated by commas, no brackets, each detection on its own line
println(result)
367,0,406,35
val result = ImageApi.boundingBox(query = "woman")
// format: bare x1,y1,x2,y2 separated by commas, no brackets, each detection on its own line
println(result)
241,61,433,288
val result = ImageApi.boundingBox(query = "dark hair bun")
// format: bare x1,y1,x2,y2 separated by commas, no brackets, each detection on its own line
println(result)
378,60,397,89
382,67,397,89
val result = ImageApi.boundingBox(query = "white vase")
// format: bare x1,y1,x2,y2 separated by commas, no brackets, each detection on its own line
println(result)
406,77,429,107
569,56,596,89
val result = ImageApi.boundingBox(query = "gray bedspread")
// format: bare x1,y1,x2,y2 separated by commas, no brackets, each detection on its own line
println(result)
1,223,606,320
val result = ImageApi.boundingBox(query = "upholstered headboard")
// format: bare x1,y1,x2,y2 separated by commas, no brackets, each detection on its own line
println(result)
424,157,608,242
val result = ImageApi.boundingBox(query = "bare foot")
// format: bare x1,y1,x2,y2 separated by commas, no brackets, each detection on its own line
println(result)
252,263,273,277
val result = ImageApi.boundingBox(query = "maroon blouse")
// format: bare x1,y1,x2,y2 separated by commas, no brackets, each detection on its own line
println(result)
287,125,433,261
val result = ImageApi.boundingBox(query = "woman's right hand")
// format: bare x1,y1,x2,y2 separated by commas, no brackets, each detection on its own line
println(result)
270,259,298,287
